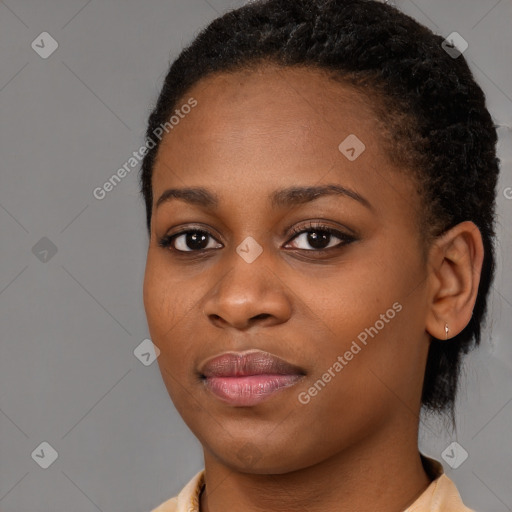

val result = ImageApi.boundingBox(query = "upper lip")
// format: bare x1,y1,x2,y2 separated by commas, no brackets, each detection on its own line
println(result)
199,350,306,378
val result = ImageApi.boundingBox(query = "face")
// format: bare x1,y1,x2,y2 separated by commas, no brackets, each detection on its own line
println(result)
143,65,433,474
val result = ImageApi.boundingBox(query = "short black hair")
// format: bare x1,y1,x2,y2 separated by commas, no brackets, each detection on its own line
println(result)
139,0,500,420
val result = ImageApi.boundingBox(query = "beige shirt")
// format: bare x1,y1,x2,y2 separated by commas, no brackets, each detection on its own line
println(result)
150,456,475,512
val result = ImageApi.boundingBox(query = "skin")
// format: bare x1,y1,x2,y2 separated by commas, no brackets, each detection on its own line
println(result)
143,64,483,512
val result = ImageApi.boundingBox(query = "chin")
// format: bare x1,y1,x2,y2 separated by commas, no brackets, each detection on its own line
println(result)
205,436,325,475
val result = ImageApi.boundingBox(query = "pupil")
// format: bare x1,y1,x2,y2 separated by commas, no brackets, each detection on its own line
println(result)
308,231,330,249
187,232,208,250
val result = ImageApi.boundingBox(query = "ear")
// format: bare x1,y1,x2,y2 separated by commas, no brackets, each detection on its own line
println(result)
425,221,484,340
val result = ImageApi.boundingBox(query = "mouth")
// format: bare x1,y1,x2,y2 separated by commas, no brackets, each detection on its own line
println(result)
199,350,306,407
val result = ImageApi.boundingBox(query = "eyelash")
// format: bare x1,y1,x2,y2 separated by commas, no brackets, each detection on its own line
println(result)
158,222,356,254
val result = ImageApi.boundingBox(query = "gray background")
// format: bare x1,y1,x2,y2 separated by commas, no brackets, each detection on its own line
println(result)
0,0,511,511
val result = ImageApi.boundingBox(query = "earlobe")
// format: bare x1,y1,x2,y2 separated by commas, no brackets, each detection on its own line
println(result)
425,221,484,341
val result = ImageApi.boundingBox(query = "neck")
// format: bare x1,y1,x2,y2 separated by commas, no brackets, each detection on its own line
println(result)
199,419,432,512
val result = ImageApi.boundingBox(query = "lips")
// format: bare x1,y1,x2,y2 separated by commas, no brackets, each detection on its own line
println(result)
200,350,305,377
199,350,305,406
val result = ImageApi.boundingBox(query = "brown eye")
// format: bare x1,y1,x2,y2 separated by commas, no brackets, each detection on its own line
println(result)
159,230,222,252
285,224,355,251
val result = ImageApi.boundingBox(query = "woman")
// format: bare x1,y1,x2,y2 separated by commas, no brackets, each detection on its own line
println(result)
140,0,500,510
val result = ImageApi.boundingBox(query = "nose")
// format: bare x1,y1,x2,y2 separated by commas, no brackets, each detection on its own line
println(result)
202,252,293,331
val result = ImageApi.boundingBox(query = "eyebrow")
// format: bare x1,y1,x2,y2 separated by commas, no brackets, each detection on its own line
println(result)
155,184,373,211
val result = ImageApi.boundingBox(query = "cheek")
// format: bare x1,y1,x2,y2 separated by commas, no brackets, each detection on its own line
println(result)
318,236,423,325
143,250,188,324
143,251,165,320
296,245,426,406
143,256,201,415
143,250,209,378
295,254,403,340
143,251,189,354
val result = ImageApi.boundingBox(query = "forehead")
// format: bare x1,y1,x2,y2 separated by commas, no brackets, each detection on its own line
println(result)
155,66,389,167
185,64,375,120
163,66,382,142
151,64,419,222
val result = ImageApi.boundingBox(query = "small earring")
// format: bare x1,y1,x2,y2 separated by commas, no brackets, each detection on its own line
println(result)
445,323,449,340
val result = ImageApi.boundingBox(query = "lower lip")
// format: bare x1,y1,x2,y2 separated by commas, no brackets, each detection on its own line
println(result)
203,374,303,406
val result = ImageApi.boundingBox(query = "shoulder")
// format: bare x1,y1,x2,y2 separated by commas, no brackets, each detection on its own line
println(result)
150,470,204,512
406,472,477,511
407,456,477,511
431,474,477,512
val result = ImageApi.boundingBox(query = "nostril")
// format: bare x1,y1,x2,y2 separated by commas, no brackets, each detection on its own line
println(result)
251,313,271,322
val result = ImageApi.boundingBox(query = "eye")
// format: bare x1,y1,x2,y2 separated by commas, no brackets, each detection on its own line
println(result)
158,229,222,252
285,222,355,251
158,222,356,254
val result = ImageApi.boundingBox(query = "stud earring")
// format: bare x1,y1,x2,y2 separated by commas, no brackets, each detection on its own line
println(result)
445,323,449,340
